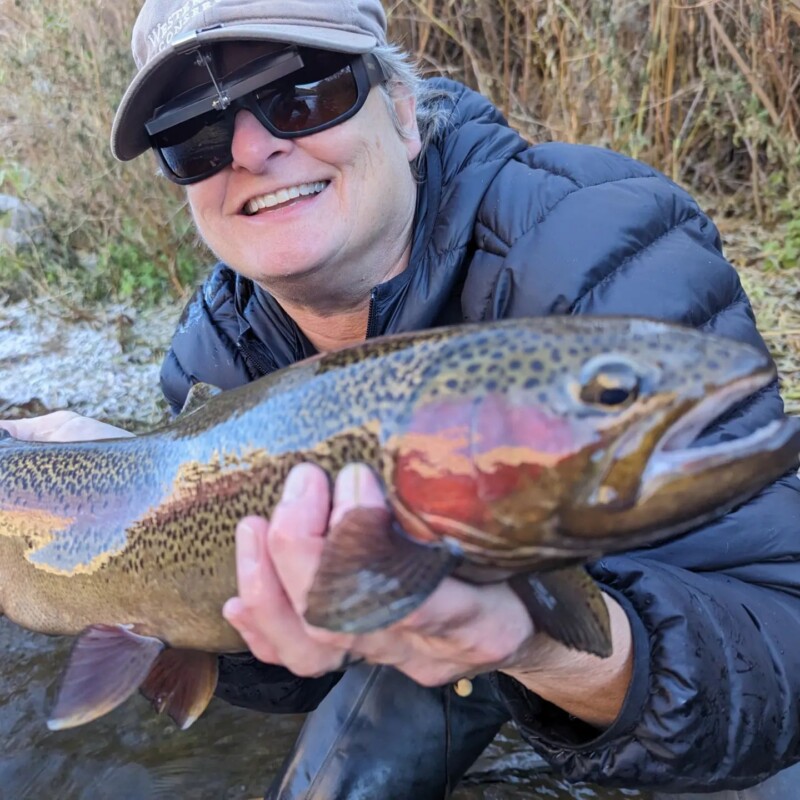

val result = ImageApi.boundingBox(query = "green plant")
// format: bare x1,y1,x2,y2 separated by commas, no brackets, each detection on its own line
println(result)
764,200,800,271
1,0,799,306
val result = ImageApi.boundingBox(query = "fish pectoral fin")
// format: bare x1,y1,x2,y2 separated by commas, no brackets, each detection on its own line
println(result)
304,506,461,634
47,624,164,730
508,566,612,658
179,382,224,416
139,649,219,730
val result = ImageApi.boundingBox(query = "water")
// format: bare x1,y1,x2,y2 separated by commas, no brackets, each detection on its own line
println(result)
0,619,651,800
0,302,650,798
0,617,303,799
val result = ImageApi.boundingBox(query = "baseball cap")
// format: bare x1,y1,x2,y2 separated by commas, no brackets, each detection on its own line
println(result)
111,0,388,161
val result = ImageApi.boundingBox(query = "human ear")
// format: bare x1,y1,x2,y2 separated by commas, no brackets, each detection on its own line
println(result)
392,88,422,161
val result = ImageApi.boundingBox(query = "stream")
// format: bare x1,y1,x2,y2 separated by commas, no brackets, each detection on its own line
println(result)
0,298,650,799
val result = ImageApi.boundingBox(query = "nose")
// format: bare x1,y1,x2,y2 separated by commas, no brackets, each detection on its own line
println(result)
230,109,293,174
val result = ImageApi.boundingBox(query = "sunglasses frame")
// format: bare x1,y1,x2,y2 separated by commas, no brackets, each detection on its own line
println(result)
147,47,387,185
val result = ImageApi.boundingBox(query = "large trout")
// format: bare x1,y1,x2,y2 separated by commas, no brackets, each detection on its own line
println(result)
1,316,798,731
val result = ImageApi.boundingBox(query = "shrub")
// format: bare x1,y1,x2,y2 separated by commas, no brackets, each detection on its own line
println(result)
0,0,798,304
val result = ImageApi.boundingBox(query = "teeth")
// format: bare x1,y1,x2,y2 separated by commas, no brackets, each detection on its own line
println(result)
244,181,328,215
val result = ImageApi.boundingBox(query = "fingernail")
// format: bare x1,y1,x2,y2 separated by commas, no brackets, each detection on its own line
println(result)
236,520,258,561
283,465,309,501
222,598,238,622
336,464,360,499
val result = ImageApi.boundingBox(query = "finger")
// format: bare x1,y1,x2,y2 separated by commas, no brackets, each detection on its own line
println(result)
0,414,65,441
232,516,274,609
268,463,332,612
0,411,132,442
222,596,280,664
225,516,352,673
399,579,534,667
330,463,387,526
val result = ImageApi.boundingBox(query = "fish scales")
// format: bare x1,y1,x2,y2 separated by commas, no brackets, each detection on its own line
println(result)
1,316,799,730
0,327,463,648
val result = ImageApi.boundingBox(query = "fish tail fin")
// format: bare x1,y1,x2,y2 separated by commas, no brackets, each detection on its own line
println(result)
304,506,461,633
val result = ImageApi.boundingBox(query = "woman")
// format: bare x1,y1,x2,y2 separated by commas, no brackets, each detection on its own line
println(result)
5,0,800,797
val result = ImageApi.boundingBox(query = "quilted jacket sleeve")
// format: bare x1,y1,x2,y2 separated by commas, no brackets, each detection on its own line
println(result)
478,144,800,790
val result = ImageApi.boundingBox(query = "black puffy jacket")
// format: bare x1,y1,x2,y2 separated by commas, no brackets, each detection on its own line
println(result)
161,79,800,791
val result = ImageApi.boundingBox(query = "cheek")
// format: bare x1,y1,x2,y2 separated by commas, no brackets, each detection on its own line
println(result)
186,183,219,231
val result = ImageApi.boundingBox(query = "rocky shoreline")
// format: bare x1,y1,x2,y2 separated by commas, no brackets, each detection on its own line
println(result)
0,297,181,430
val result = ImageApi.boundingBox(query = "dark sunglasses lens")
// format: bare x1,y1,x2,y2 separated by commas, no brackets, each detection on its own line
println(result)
258,64,359,134
153,112,233,181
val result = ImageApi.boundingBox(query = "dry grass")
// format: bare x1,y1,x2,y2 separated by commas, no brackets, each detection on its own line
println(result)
388,1,800,217
0,1,797,402
720,217,800,414
0,0,202,301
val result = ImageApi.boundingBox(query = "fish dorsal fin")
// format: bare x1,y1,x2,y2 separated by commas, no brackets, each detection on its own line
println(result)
304,506,461,634
48,624,164,730
179,382,223,417
139,649,219,730
508,566,612,657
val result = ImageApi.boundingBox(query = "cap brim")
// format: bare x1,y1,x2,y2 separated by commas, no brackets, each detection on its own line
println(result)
111,23,378,162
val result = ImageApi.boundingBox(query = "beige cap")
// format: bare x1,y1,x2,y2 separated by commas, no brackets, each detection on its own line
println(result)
111,0,387,161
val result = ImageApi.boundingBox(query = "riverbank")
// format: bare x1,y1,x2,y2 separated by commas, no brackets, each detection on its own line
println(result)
1,214,797,429
0,215,795,798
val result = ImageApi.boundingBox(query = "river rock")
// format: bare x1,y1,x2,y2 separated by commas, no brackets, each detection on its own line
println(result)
0,194,50,252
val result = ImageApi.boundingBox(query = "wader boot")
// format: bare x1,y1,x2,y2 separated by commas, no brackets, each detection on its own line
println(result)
265,663,509,800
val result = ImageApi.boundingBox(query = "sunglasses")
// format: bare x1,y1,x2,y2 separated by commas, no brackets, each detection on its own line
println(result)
146,47,387,185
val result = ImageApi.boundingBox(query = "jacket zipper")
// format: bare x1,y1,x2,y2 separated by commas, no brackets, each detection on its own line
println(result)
365,288,379,339
237,339,272,377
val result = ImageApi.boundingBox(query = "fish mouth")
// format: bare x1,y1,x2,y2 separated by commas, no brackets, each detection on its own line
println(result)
642,366,799,486
557,364,799,545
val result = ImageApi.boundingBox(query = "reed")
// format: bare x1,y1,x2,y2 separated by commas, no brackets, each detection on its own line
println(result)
0,0,797,300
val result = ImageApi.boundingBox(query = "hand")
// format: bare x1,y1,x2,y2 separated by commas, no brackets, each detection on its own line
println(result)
223,462,540,686
224,462,635,727
0,410,133,442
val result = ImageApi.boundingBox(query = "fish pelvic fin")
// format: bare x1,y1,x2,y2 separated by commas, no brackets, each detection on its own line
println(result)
508,567,612,658
304,506,461,634
139,649,219,730
47,624,164,730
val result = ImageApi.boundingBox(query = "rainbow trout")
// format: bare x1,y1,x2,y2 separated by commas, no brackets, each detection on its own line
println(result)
1,316,798,731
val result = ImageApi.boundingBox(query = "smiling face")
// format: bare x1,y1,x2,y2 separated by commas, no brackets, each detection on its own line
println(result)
173,42,422,308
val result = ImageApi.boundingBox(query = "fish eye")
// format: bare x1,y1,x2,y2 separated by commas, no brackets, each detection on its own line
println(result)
577,356,643,408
